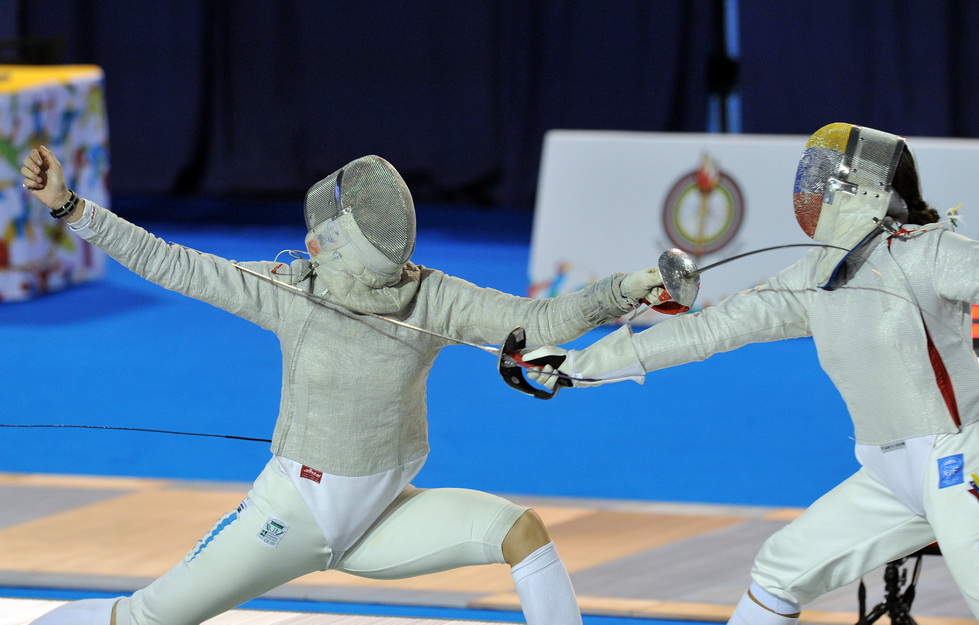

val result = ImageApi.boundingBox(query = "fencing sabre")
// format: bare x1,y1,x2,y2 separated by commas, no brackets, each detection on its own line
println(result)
653,243,853,312
520,242,866,394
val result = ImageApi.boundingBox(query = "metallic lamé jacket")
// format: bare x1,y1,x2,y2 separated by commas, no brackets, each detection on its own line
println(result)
80,203,634,475
627,224,979,445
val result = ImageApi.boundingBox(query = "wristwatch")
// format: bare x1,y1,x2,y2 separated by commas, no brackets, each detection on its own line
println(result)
50,190,78,219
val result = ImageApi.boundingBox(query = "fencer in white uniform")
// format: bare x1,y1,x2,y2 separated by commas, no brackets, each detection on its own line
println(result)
525,123,979,623
21,148,668,625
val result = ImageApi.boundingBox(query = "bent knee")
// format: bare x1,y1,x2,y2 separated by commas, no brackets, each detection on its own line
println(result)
502,509,550,566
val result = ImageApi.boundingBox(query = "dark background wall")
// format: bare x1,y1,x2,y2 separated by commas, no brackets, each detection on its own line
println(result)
6,1,979,214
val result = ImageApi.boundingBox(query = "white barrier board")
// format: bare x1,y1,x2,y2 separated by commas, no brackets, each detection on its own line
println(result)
531,130,979,323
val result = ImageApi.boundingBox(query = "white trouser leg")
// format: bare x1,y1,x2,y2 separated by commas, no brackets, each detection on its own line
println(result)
511,542,582,625
117,460,331,625
750,467,934,606
338,487,579,624
31,598,118,625
923,423,979,618
338,486,526,577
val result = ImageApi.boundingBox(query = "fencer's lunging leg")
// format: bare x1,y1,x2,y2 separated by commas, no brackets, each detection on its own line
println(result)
339,489,580,625
30,597,119,625
728,582,801,625
506,510,582,625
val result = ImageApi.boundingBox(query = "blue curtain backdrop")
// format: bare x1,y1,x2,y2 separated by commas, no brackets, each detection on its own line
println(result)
738,0,979,137
10,1,979,213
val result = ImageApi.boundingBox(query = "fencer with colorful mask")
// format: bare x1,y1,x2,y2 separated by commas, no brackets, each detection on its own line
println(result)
524,123,979,623
22,148,669,625
793,122,913,287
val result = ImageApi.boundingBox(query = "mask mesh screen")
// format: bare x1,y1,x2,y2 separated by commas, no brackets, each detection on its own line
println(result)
304,171,341,231
853,139,897,186
304,156,416,264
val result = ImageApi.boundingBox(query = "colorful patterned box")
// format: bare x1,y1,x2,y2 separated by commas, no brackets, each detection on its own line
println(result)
0,64,109,302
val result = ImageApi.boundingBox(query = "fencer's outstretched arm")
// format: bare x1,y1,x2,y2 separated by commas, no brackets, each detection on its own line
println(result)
23,146,292,330
422,263,667,351
525,262,814,390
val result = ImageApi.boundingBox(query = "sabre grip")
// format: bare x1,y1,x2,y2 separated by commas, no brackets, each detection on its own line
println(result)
522,351,567,371
499,327,566,399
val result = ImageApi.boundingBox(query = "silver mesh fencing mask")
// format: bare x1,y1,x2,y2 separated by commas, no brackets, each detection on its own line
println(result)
792,123,906,287
304,155,416,288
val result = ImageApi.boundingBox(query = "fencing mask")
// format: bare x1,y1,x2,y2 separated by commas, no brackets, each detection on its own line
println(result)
793,123,906,288
304,155,420,313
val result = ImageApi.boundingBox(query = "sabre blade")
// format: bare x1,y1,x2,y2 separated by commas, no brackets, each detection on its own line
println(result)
658,242,860,311
690,243,847,276
232,263,499,356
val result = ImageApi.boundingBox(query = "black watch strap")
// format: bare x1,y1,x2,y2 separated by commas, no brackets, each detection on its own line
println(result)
50,190,78,219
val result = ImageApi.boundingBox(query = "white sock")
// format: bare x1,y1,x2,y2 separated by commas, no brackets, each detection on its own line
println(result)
510,542,582,625
728,583,801,625
31,598,118,625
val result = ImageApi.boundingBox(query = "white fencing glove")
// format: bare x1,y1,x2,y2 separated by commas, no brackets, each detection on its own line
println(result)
620,266,666,308
522,326,647,390
621,265,693,315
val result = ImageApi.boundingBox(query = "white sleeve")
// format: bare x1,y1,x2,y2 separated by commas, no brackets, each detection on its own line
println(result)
564,325,647,386
630,258,814,372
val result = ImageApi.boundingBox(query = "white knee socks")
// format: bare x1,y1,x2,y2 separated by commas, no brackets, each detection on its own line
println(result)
511,542,582,625
728,582,801,625
31,598,118,625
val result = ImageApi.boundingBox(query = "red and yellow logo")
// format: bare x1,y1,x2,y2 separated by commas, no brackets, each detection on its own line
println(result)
662,154,744,260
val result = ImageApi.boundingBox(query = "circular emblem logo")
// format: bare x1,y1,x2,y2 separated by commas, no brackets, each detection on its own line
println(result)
662,154,744,257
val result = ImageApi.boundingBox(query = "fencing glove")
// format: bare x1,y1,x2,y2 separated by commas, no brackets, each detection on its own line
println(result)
619,266,692,314
619,267,666,308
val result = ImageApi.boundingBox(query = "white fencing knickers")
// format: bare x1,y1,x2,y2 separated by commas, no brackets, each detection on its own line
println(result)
748,422,979,618
115,459,526,625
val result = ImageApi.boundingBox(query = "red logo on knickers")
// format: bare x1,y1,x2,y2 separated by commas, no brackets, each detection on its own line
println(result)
300,465,323,483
